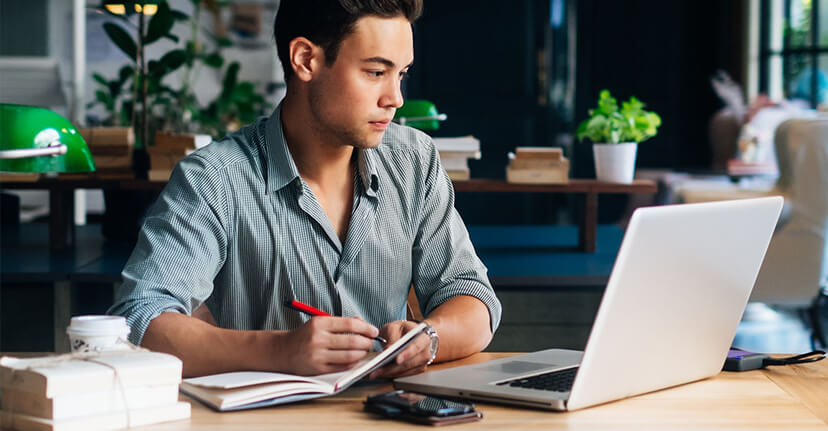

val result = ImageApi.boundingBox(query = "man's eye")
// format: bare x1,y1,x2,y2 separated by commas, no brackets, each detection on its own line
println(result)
367,71,384,78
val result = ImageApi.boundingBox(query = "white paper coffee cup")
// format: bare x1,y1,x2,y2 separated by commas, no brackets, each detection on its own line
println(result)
66,315,131,353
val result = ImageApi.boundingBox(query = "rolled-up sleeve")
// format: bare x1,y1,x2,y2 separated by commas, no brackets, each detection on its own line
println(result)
410,141,502,333
108,154,229,345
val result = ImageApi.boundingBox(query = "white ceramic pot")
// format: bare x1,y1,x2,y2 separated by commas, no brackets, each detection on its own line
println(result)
592,142,638,184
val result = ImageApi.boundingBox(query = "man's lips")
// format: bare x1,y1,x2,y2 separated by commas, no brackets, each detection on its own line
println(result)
369,119,391,130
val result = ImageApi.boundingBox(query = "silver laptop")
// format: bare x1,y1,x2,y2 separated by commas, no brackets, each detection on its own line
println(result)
395,197,784,411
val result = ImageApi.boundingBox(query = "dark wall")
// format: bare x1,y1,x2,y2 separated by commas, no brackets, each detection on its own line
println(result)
574,0,746,176
407,1,571,224
406,0,746,224
407,1,544,179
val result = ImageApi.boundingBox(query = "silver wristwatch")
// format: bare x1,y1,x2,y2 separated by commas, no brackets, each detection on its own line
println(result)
424,324,439,365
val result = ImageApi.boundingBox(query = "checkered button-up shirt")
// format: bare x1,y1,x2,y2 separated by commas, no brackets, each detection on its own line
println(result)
110,106,501,345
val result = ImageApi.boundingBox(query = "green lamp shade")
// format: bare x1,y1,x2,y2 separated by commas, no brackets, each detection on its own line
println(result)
394,100,447,131
0,104,96,173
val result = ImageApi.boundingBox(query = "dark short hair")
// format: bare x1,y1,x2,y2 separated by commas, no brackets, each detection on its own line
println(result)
274,0,423,82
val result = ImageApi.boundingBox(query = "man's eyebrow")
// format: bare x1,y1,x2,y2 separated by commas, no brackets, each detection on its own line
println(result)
361,57,414,69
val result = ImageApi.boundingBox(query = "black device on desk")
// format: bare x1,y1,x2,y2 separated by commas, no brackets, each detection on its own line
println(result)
364,390,482,426
724,348,826,371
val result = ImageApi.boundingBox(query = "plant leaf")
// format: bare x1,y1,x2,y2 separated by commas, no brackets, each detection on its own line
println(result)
148,60,163,77
203,29,233,47
159,49,188,72
118,65,135,85
95,89,114,111
202,52,224,68
120,100,133,126
171,9,190,21
108,81,121,98
103,22,137,62
221,62,240,103
596,90,617,115
145,1,175,45
578,90,661,144
92,73,108,87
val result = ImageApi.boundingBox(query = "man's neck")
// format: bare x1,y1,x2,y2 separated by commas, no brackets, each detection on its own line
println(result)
280,93,355,187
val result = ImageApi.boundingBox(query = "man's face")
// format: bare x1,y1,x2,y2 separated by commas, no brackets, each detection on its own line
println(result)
307,16,414,149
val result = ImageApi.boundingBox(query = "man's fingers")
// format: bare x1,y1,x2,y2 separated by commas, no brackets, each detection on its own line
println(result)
378,321,409,344
326,333,375,351
391,364,428,378
370,356,426,378
394,345,429,370
323,349,371,365
395,333,429,363
322,316,380,339
370,336,430,379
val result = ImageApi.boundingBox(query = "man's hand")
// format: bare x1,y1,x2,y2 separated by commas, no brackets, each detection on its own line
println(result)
369,320,431,379
278,316,379,376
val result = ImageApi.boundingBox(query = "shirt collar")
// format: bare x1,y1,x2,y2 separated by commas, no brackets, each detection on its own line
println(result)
357,146,380,197
264,103,380,197
264,104,301,194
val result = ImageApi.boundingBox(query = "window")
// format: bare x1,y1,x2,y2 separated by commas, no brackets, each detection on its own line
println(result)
760,0,828,106
0,0,48,56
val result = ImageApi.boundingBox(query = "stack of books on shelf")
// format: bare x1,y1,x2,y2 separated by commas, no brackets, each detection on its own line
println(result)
726,159,778,176
506,147,570,184
148,132,211,181
0,351,190,431
0,172,41,182
73,127,135,180
432,136,481,181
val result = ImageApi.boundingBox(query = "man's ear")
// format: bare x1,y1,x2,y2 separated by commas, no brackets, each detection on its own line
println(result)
289,37,323,82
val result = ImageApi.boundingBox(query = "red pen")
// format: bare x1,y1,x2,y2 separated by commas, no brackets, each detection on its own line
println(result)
284,299,387,344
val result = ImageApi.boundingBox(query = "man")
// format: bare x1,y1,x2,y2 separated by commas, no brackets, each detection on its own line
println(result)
109,0,501,378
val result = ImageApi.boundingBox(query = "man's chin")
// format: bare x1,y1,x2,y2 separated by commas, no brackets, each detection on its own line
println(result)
352,132,385,149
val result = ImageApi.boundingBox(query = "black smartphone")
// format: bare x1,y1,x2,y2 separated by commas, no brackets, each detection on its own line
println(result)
365,390,482,425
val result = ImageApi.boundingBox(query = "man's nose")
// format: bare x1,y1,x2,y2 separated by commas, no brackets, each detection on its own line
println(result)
380,80,404,109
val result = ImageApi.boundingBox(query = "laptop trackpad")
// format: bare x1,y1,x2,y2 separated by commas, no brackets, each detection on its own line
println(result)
475,361,560,374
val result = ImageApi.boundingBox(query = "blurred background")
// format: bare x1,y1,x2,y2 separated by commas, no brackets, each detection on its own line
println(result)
1,0,826,356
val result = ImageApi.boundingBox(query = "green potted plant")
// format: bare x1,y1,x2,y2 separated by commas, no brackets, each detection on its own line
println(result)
576,90,661,183
88,0,269,146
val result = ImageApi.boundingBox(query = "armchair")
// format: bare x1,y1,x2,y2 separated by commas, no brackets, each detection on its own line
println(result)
750,117,828,347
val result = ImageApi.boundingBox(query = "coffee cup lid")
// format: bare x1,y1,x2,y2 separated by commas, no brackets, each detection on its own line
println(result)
66,315,130,336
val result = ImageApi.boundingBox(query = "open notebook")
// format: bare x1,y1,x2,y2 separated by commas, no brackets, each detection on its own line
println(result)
180,322,428,411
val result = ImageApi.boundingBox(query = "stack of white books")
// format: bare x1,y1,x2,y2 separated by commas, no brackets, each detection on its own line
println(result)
0,351,190,431
433,136,481,181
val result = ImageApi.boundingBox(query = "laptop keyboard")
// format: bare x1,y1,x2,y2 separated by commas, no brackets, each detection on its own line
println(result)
495,367,578,392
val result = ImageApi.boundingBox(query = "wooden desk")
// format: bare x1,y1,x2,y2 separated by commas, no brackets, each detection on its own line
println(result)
0,178,656,253
453,179,656,252
123,352,828,430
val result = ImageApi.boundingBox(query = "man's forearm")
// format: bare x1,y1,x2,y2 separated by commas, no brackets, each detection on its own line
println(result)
142,312,285,377
425,295,493,362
